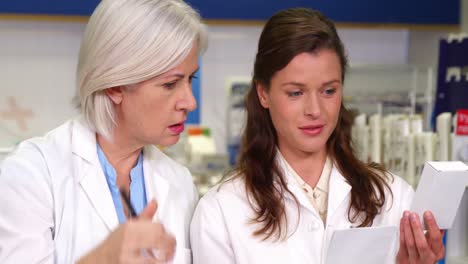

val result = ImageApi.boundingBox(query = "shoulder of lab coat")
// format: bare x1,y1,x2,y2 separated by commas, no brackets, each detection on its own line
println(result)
0,119,75,264
190,177,246,264
0,117,198,263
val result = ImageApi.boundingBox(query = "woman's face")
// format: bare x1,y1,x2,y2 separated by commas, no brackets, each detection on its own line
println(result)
109,44,199,147
257,49,342,157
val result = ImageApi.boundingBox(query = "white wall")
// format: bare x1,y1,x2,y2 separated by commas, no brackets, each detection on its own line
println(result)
0,19,446,153
408,30,447,67
200,26,259,155
0,20,83,147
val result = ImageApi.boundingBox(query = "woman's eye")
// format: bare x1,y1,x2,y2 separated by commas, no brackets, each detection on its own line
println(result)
287,91,302,97
189,75,198,84
324,88,336,95
163,82,177,89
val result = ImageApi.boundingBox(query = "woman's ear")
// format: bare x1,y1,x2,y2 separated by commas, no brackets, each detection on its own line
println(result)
105,87,123,105
256,83,269,109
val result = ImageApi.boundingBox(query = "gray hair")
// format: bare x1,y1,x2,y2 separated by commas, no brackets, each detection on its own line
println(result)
76,0,208,139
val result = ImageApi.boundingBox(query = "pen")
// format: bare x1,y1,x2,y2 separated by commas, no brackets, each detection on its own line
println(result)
120,190,157,259
120,189,137,218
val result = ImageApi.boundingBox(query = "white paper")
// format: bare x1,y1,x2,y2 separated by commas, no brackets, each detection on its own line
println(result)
411,162,468,229
325,226,398,264
429,161,468,171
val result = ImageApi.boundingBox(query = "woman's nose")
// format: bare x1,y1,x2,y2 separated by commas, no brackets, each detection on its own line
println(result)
304,94,321,118
175,84,197,112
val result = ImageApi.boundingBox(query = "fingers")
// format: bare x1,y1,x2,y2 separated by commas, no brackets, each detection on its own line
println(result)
124,254,164,264
139,199,158,220
132,249,172,264
409,212,434,259
397,213,409,263
126,221,177,262
404,211,445,263
423,211,446,260
402,211,419,261
151,247,176,263
127,200,175,262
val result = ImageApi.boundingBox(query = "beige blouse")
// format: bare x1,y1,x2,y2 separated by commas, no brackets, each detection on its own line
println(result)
283,155,332,224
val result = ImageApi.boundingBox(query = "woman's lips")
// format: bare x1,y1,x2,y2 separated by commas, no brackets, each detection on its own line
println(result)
299,125,324,136
169,123,185,134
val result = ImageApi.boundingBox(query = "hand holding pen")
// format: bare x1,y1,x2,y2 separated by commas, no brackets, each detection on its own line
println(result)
77,192,176,264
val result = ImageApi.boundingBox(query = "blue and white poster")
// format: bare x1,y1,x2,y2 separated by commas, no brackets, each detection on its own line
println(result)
432,34,468,128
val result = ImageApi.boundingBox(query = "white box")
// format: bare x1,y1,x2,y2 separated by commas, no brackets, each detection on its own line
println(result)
411,161,468,229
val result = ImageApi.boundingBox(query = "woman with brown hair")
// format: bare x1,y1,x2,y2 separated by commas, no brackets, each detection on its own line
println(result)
191,7,444,264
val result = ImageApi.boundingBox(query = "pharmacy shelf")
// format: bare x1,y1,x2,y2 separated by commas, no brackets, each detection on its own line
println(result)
0,147,14,154
446,256,468,264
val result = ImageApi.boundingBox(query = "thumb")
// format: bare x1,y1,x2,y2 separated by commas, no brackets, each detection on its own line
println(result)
138,199,158,220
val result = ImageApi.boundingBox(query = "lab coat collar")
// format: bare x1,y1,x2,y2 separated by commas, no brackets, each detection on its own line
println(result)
71,117,100,167
70,118,174,229
277,153,352,220
142,145,171,222
276,153,317,215
71,117,119,231
326,165,352,223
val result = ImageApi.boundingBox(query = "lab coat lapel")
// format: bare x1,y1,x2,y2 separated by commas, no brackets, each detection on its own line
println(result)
276,155,317,215
285,176,317,214
71,118,119,231
143,146,170,221
327,166,352,222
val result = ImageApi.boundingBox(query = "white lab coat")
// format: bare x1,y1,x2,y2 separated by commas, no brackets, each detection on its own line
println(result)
190,159,414,264
0,117,198,263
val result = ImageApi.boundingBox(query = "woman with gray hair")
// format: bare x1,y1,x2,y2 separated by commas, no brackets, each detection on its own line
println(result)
0,0,207,263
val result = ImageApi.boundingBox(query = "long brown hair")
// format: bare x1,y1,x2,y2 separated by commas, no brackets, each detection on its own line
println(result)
234,8,392,241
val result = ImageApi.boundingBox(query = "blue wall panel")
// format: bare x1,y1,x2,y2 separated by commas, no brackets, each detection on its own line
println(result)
0,0,460,25
187,0,460,25
0,0,99,16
